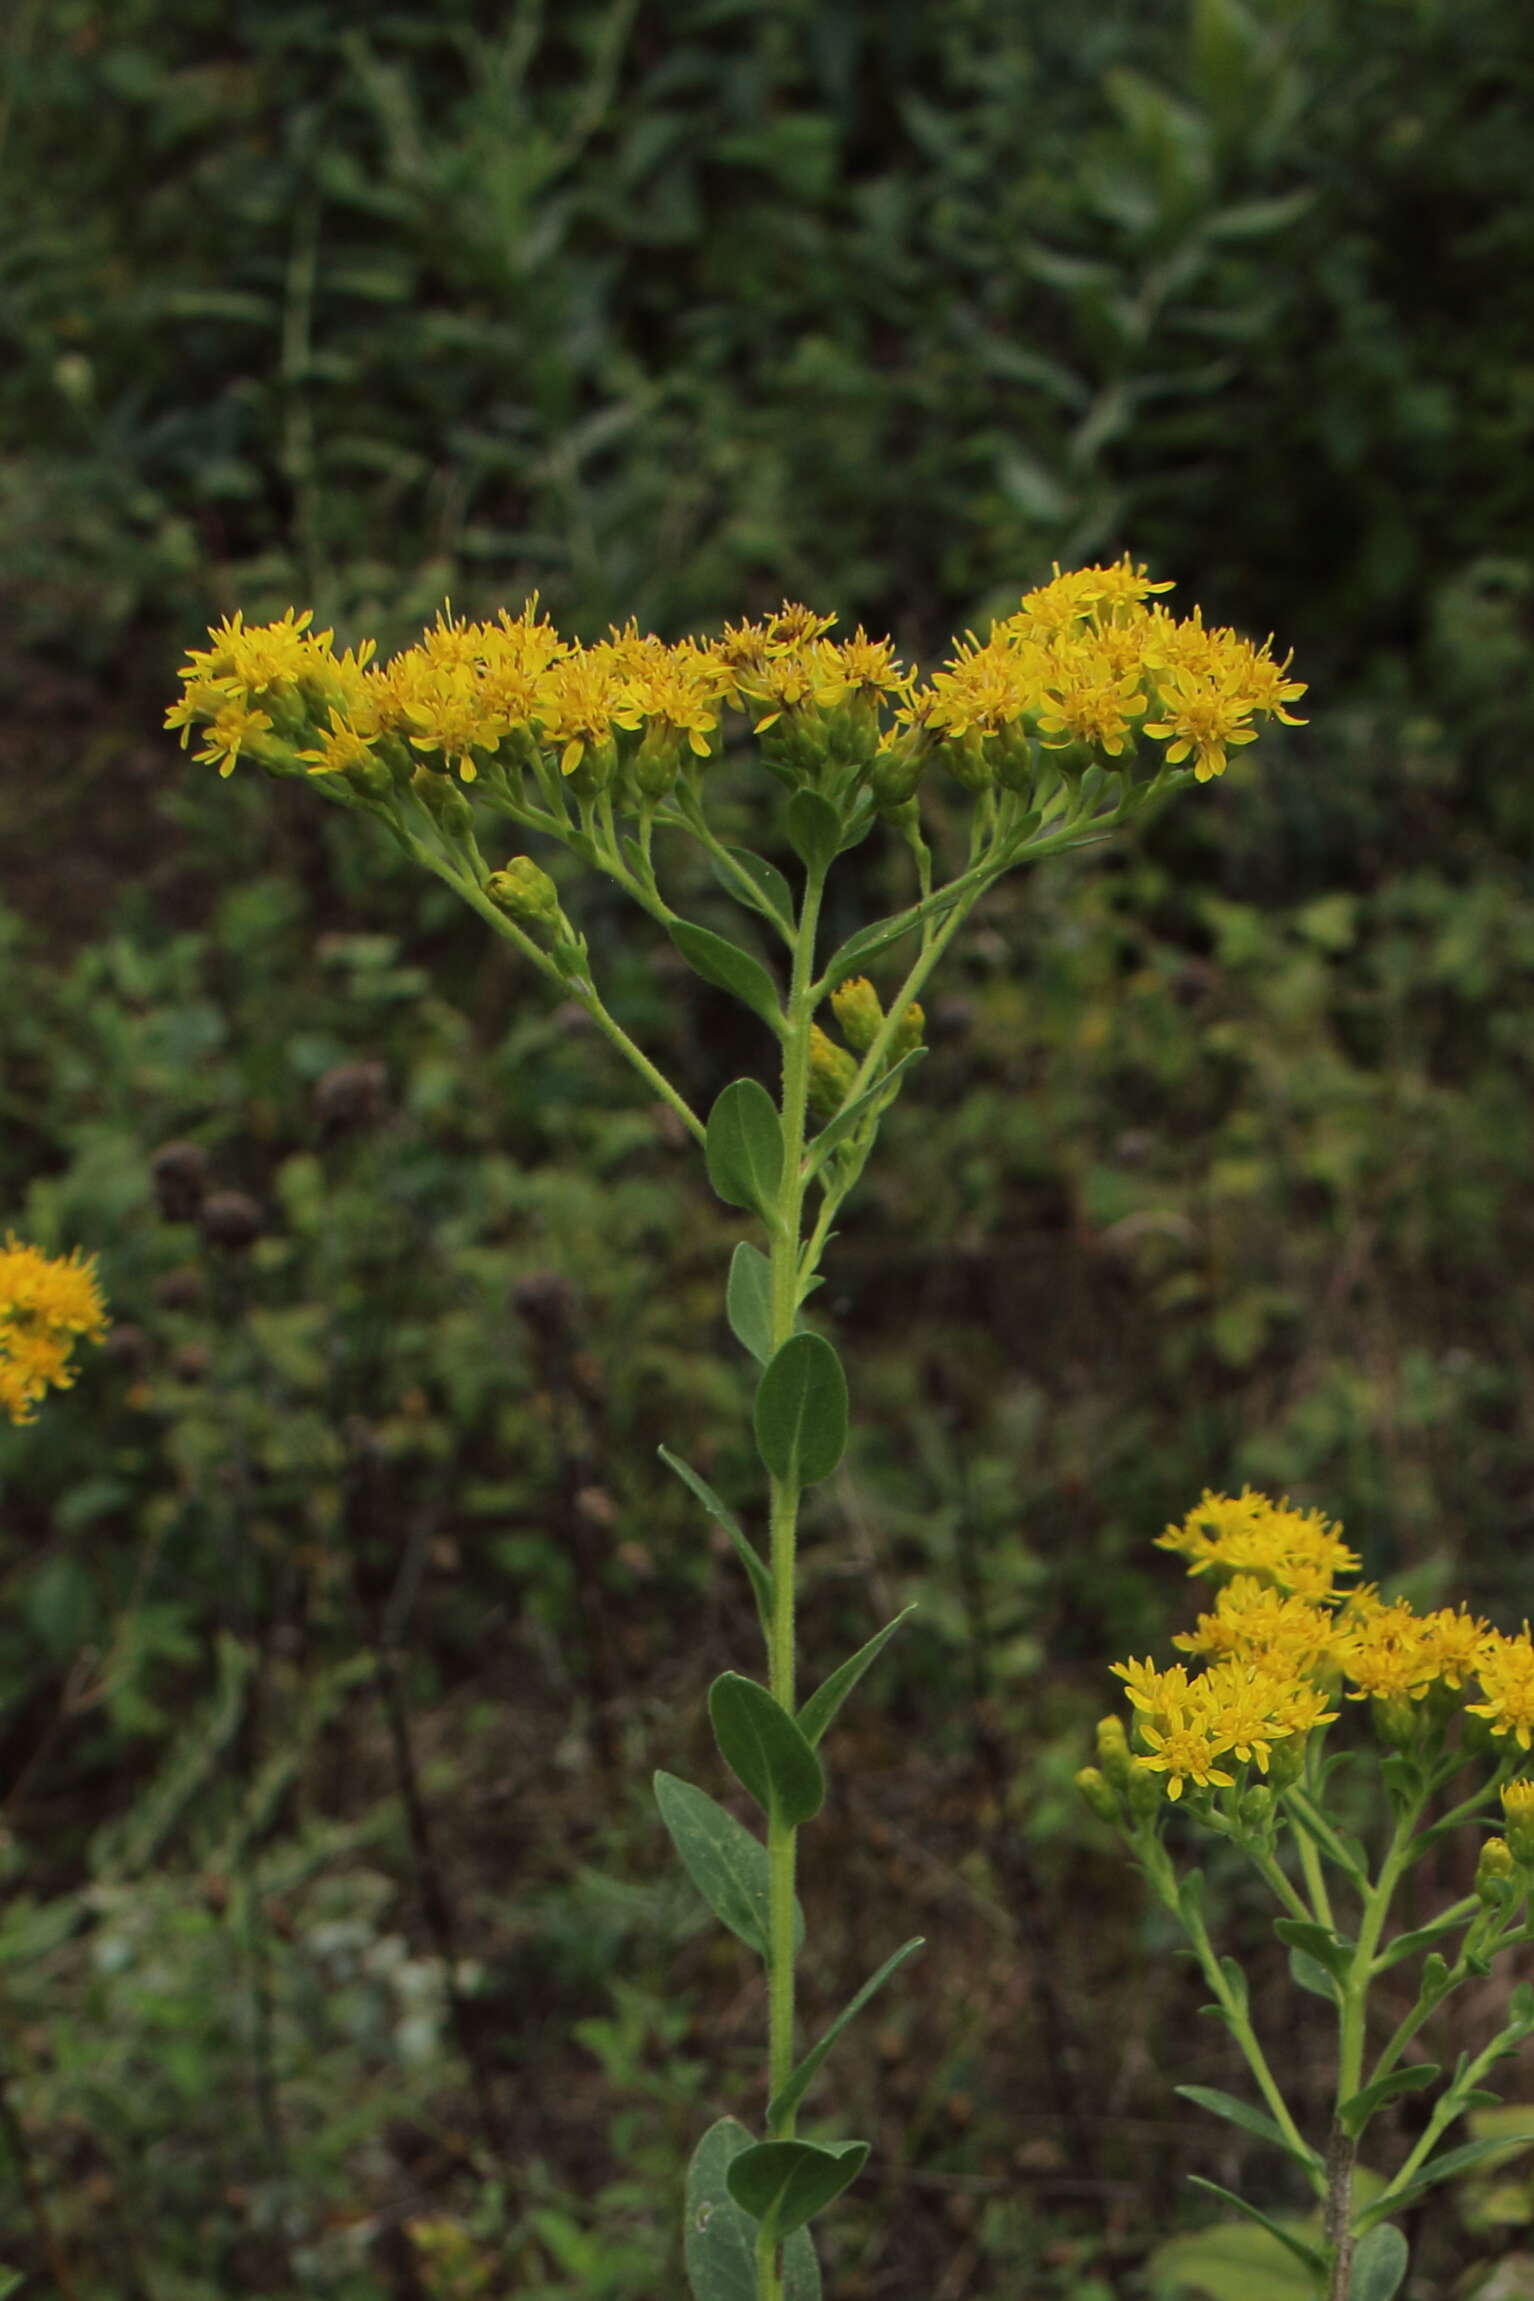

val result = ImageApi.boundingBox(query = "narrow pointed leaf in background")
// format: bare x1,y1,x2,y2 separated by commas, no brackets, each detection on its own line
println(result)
798,1605,917,1747
768,1938,925,2127
671,921,783,1030
658,1446,773,1626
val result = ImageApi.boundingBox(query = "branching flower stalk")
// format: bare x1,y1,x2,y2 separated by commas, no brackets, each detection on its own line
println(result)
1083,1489,1534,2300
168,562,1306,2299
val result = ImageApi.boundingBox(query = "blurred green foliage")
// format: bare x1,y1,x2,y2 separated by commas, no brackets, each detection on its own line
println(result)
3,0,1534,2292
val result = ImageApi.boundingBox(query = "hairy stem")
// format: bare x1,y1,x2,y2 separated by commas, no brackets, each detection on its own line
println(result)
1324,2121,1356,2301
1337,1804,1420,2109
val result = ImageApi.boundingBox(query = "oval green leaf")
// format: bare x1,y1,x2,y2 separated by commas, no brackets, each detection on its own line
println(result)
1338,2062,1439,2139
670,920,783,1030
726,1241,775,1364
1274,1917,1353,1981
754,1331,847,1488
711,846,795,937
785,790,842,874
1349,2224,1408,2301
725,2137,869,2243
706,1081,784,1219
1175,2085,1313,2166
654,1771,803,1957
709,1673,825,1828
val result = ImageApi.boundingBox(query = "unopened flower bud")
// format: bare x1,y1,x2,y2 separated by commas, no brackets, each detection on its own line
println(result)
808,1025,859,1122
1075,1767,1121,1828
1265,1735,1309,1791
888,1001,925,1061
830,977,883,1055
1477,1836,1517,1907
342,750,395,801
1238,1784,1273,1832
868,731,926,810
1127,1758,1165,1820
1501,1780,1534,1867
938,733,995,793
486,857,561,926
1419,1951,1452,2003
1372,1694,1421,1752
994,722,1037,796
411,766,473,836
632,724,683,800
1096,1714,1133,1794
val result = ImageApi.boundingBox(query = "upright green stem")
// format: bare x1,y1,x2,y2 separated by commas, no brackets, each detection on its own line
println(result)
1324,1799,1423,2295
1294,1826,1335,1930
1337,1805,1419,2106
758,862,828,2301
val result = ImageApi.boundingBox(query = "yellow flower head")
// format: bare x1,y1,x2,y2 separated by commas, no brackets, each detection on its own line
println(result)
1338,1599,1439,1703
1419,1604,1489,1692
0,1235,109,1425
1142,670,1260,783
1173,1574,1338,1675
1468,1627,1534,1751
1136,1707,1237,1801
1156,1488,1358,1597
298,709,382,781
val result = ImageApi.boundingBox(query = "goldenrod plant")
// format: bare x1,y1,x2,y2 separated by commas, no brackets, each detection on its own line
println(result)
1084,1488,1534,2301
168,563,1305,2299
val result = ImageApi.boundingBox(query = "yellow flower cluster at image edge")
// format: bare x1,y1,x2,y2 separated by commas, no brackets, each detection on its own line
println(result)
0,1235,108,1425
1109,1488,1534,1801
164,561,1305,794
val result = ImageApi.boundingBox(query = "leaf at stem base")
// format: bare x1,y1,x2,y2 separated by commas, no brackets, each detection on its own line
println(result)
684,2118,821,2301
1348,2224,1408,2301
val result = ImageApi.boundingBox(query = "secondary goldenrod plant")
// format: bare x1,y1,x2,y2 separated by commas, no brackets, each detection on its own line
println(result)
168,562,1304,2299
0,1234,108,1426
1,1234,105,2295
1082,1487,1534,2301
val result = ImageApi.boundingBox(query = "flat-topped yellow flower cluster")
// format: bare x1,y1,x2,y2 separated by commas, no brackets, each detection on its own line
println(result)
164,561,1304,803
1111,1487,1534,1799
0,1234,108,1425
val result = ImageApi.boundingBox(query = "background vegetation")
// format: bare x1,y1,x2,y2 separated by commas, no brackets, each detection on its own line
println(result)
3,0,1534,2293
